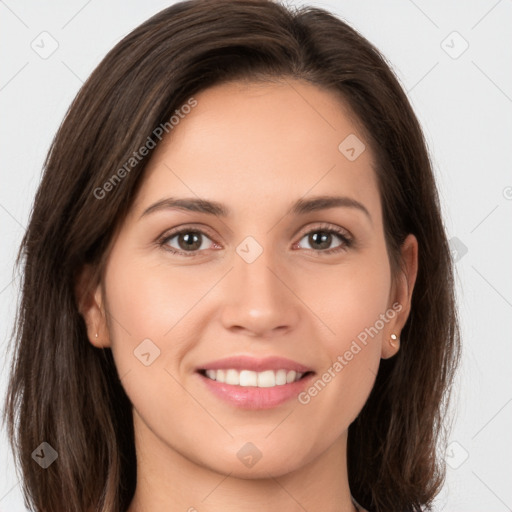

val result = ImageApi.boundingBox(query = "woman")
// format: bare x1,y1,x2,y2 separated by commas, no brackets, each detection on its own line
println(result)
3,0,461,510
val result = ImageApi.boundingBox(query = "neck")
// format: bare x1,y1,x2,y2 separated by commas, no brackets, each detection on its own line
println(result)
126,409,357,512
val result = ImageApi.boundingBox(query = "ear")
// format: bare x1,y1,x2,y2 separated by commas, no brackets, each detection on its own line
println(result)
381,234,418,359
75,264,111,348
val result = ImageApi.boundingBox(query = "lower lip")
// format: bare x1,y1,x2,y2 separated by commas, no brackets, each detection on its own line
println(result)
197,372,315,410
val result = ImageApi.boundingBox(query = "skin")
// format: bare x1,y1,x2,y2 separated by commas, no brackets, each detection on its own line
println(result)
77,79,418,512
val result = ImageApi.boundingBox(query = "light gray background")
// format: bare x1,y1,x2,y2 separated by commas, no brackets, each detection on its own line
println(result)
1,0,511,510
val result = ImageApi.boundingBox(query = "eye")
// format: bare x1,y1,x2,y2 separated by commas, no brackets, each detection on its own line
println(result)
159,227,217,256
294,224,353,255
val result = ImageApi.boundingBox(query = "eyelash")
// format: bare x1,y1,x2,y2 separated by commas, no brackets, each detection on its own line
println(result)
157,223,353,258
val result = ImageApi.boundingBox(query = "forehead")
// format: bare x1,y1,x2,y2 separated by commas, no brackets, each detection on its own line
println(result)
130,79,381,224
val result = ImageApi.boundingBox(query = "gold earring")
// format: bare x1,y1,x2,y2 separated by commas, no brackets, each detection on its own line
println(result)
390,333,399,348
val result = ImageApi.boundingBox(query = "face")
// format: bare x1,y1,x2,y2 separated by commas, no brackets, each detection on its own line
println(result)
79,79,417,479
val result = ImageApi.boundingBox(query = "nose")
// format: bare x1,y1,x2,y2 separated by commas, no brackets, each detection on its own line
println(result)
219,247,300,338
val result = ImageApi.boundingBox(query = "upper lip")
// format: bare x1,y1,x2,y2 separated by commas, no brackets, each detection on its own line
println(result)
197,355,314,373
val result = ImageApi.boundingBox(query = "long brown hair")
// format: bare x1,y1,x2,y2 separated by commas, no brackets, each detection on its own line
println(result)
3,1,461,510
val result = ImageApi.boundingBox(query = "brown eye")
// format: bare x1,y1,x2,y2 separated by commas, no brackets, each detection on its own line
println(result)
161,229,214,256
295,225,352,255
306,231,337,250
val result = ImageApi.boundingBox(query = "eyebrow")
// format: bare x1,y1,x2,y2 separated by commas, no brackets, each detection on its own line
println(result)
139,195,371,221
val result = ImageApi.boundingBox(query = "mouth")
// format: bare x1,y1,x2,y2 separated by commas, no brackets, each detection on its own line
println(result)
196,367,316,409
195,355,316,408
197,368,315,388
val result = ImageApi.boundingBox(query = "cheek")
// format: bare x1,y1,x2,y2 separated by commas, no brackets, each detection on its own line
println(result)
296,254,391,419
312,253,392,352
102,258,200,424
100,254,182,388
104,253,208,346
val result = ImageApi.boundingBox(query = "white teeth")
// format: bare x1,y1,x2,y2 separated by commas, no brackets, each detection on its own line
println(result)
239,370,257,386
275,369,287,385
202,368,306,387
225,369,239,385
257,370,275,388
286,370,296,384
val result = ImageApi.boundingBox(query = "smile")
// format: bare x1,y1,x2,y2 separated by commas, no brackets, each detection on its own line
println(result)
199,368,312,387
